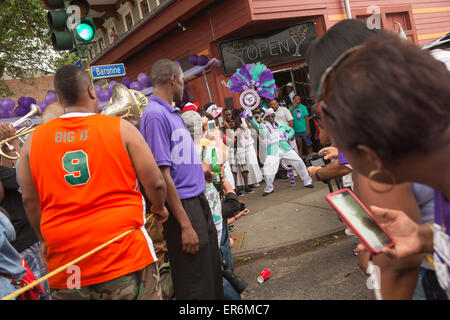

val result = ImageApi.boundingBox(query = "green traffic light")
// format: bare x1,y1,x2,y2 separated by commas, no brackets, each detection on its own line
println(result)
76,22,95,41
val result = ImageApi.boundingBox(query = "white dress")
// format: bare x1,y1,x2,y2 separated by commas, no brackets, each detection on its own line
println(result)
235,118,263,187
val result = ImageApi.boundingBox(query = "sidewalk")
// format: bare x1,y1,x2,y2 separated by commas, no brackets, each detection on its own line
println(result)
230,178,345,258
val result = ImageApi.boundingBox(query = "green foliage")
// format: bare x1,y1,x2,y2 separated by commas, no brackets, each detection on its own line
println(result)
54,52,81,69
0,0,61,98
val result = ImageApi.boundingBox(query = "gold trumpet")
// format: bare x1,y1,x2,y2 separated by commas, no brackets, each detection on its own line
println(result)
101,84,148,126
0,104,42,160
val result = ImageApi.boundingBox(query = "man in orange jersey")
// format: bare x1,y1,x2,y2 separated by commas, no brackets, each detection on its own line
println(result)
18,65,169,300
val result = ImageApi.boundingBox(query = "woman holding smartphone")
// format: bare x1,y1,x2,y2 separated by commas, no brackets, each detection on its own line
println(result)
310,30,450,298
305,19,448,299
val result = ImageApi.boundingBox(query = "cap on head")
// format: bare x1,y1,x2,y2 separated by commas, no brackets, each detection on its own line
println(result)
264,108,275,118
182,102,199,113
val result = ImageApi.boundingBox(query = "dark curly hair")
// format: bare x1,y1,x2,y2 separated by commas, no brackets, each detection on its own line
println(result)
322,32,450,163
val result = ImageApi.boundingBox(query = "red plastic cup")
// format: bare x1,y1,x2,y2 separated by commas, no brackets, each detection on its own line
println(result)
257,268,271,283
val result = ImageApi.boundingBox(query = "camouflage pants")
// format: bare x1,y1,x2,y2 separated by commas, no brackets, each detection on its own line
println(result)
50,263,162,300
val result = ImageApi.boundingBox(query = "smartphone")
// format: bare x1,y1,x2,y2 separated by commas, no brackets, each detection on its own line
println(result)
306,153,327,167
325,188,395,254
208,120,216,132
310,158,326,167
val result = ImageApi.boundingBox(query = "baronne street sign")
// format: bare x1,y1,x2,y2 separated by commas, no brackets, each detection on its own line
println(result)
219,21,317,76
90,63,126,80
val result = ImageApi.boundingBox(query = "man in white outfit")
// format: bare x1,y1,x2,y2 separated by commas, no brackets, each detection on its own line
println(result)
248,108,313,196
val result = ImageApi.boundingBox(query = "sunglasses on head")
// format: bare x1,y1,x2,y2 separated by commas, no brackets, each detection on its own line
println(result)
314,45,364,120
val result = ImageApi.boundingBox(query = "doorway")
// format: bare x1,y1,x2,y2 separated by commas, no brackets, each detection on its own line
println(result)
273,64,313,107
291,64,313,107
274,65,322,153
273,68,294,107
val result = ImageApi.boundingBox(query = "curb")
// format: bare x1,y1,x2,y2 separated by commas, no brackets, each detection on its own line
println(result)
232,226,346,261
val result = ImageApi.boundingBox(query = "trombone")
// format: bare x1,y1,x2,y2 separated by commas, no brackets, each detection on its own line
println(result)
0,104,42,160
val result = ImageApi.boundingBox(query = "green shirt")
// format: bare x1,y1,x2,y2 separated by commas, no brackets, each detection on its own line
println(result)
289,103,309,133
249,118,294,156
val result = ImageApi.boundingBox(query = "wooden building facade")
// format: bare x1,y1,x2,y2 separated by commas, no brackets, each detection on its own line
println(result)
88,0,450,108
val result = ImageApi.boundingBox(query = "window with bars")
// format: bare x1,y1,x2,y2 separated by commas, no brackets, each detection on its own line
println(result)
140,1,150,16
149,0,158,11
125,13,133,31
89,47,95,60
98,37,104,51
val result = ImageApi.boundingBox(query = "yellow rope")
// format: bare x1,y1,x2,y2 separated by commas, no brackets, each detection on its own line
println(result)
1,228,136,300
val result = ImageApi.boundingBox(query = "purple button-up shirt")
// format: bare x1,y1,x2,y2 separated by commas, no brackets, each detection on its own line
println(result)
140,95,205,200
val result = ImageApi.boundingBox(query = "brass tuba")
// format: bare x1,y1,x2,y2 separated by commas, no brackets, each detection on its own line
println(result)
101,83,147,127
0,104,43,160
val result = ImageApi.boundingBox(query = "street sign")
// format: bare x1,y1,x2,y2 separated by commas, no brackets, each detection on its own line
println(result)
90,63,126,80
74,59,83,68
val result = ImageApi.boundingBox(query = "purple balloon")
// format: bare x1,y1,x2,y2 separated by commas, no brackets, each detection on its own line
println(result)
1,98,13,111
94,85,103,95
188,54,198,66
98,89,111,102
45,92,57,105
0,102,7,118
129,81,143,91
137,73,150,86
18,96,27,107
121,77,132,88
15,105,31,117
194,70,203,77
108,80,118,89
5,98,15,111
24,97,36,108
108,81,118,95
37,101,47,112
197,55,209,66
5,110,16,118
0,99,7,110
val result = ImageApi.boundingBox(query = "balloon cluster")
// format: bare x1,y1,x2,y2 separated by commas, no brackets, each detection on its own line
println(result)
0,91,59,119
1,56,216,119
188,54,210,77
93,72,153,103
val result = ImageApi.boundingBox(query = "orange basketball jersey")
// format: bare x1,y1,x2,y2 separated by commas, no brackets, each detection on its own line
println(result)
30,113,156,289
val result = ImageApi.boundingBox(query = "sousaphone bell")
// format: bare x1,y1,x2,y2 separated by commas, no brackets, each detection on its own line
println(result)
101,83,147,126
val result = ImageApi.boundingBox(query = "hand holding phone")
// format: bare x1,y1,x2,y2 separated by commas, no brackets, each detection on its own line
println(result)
358,206,427,259
325,188,395,255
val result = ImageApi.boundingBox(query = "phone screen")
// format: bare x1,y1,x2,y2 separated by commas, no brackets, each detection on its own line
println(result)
208,120,216,132
329,190,393,252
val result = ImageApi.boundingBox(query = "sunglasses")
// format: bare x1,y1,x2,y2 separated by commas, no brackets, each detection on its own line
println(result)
314,45,364,120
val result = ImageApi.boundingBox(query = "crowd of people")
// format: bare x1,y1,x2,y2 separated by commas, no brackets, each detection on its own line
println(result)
0,18,448,301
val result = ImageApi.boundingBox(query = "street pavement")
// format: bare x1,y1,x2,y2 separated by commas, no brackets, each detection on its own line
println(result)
230,177,345,258
234,234,373,300
227,176,374,299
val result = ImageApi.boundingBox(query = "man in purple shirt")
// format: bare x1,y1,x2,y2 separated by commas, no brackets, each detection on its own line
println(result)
140,59,223,299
